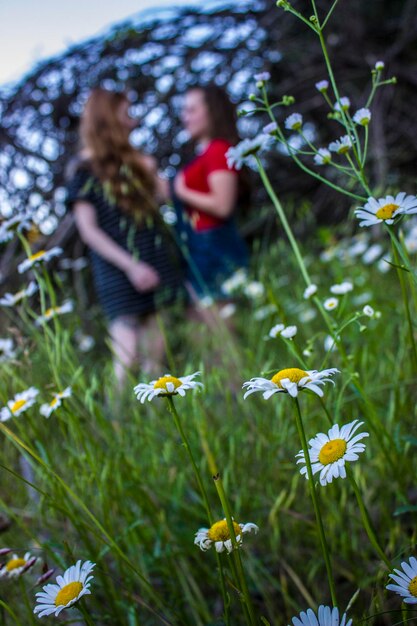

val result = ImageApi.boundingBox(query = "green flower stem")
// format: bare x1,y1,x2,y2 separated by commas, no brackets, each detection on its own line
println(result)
293,398,338,607
321,0,341,29
166,397,212,523
390,240,417,373
0,598,24,626
347,467,391,568
0,423,171,620
78,601,96,626
344,153,371,196
213,474,258,626
166,397,231,626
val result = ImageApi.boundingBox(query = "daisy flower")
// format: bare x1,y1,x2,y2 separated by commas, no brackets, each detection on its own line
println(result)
1,387,39,421
134,372,203,403
226,134,271,170
314,149,331,165
0,212,33,244
285,113,303,131
40,387,72,418
330,281,353,295
33,560,95,618
268,323,285,338
375,60,385,71
315,80,329,93
353,108,371,126
289,605,352,626
281,325,297,339
0,338,17,362
324,297,339,311
387,556,417,604
219,303,236,319
35,301,74,326
194,518,258,554
254,71,270,83
0,281,38,306
303,284,318,299
18,247,63,274
243,367,339,399
0,552,36,578
243,281,265,299
296,419,369,486
263,122,278,135
328,135,353,155
363,305,375,317
221,268,247,295
355,192,417,227
334,97,350,112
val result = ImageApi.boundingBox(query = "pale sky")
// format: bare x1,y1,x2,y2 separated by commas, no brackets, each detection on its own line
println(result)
0,0,198,86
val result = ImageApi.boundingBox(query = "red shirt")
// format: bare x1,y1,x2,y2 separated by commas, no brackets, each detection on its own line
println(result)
183,138,237,232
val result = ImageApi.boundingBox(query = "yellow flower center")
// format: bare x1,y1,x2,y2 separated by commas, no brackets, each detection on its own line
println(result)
11,399,26,413
29,250,46,261
375,203,399,220
153,375,182,393
271,368,309,388
55,581,83,607
50,397,59,407
208,520,241,542
6,558,26,572
318,439,347,465
408,576,417,597
44,308,55,318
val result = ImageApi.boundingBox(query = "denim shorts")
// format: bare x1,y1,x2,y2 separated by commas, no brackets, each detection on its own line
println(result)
180,219,249,300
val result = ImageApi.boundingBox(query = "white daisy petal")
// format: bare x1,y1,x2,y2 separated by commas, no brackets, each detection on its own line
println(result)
297,419,368,485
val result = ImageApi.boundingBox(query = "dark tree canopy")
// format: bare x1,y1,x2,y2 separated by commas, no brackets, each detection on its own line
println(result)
0,0,416,237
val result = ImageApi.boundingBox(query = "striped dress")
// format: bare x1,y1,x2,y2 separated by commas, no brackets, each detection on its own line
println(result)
66,165,184,321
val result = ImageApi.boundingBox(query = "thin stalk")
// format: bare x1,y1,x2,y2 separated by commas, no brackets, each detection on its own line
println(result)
390,241,417,373
293,398,337,606
213,474,258,626
165,397,231,626
166,397,212,522
347,468,391,568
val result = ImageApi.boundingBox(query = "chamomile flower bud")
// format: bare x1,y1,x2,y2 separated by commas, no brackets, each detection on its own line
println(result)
315,80,329,93
324,297,339,311
375,60,385,71
314,149,331,165
334,97,350,112
226,134,272,170
281,325,297,339
254,72,271,83
353,108,372,126
328,135,353,155
263,122,278,135
285,113,303,131
303,284,318,299
363,305,375,317
330,281,353,295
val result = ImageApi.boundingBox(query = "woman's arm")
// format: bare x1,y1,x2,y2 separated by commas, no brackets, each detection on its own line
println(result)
73,200,160,292
174,170,238,219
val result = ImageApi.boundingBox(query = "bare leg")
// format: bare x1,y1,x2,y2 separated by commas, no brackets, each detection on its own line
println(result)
109,315,140,386
137,313,166,376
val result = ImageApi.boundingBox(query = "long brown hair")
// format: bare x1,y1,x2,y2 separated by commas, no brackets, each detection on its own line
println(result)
79,88,156,218
187,84,251,209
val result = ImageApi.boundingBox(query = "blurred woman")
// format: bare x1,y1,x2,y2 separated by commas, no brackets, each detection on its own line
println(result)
173,84,249,323
66,88,183,383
